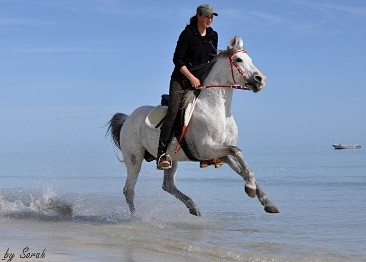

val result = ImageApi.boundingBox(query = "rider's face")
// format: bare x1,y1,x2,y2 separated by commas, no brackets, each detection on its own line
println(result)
197,14,214,28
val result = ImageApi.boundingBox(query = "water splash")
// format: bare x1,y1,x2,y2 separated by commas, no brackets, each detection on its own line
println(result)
0,187,73,217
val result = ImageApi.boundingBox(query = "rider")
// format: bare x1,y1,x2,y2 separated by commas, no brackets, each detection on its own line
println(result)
157,4,221,170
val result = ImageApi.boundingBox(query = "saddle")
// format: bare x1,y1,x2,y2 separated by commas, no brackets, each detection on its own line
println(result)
144,91,200,162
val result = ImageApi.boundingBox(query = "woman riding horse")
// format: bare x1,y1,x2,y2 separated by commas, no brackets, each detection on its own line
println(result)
107,36,279,216
157,4,222,170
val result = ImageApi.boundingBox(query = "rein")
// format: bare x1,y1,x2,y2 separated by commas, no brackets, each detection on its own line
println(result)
202,85,249,90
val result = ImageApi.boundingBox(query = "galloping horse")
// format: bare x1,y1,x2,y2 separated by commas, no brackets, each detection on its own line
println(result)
108,36,279,216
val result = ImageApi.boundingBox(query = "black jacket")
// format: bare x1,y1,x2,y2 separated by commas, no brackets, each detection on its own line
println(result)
171,24,218,80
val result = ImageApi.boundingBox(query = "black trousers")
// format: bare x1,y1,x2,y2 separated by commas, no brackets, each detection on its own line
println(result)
158,78,185,156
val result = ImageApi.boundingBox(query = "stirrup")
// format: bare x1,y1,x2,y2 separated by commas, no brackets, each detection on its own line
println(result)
157,153,172,170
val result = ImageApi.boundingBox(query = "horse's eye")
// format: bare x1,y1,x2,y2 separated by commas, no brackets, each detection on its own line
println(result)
235,58,243,63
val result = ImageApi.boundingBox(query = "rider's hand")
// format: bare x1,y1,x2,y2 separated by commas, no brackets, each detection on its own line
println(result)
180,66,201,88
190,77,201,88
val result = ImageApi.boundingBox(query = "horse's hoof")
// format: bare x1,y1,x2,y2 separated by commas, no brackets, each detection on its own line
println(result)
189,208,201,216
264,205,280,214
130,211,143,220
48,198,73,216
245,186,256,198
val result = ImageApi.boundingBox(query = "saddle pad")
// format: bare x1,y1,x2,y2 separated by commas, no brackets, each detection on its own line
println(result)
145,106,167,128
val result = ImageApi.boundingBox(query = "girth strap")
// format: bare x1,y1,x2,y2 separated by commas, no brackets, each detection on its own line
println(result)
176,136,199,162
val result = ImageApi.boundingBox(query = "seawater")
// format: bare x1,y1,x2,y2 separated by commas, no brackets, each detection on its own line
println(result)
1,148,365,261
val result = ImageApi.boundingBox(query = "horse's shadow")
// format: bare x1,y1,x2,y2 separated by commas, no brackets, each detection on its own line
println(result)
1,210,132,224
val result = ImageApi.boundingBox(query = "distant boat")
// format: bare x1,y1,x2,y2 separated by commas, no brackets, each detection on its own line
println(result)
332,144,362,150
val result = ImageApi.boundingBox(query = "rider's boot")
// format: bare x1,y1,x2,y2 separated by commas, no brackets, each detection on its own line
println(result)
213,158,224,168
200,159,224,168
156,143,172,170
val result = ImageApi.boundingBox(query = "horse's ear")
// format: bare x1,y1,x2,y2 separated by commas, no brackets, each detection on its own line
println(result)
237,37,244,49
228,36,237,50
228,36,243,50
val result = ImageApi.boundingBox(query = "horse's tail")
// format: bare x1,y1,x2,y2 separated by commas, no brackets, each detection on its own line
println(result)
107,113,129,150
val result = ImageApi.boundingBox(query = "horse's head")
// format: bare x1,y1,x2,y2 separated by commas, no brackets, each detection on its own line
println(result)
226,36,266,92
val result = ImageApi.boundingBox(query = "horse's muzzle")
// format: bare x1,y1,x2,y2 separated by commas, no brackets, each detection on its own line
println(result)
247,72,266,93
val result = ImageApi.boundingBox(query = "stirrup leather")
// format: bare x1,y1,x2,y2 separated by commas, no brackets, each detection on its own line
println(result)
157,153,172,170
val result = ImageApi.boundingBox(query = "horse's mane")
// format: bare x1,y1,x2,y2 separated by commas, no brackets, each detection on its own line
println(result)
190,49,234,82
183,48,238,107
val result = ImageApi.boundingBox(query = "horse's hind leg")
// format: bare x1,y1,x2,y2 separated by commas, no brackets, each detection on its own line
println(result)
162,161,201,216
122,153,144,216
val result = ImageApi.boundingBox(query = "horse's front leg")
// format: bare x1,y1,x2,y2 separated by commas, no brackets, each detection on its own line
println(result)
227,147,257,198
224,148,279,213
162,161,201,216
255,183,279,213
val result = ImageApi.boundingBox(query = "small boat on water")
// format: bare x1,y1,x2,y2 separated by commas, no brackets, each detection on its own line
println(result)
332,144,362,150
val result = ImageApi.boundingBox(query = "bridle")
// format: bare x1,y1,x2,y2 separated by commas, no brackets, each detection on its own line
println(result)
202,49,250,91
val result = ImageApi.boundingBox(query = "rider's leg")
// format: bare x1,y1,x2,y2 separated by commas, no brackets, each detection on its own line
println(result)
157,79,184,170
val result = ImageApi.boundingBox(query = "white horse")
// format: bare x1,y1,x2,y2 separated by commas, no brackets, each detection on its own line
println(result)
108,36,279,216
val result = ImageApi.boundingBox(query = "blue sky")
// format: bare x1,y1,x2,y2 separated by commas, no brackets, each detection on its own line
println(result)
1,0,366,156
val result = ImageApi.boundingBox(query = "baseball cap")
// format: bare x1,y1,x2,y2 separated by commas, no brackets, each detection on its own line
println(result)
196,4,218,16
